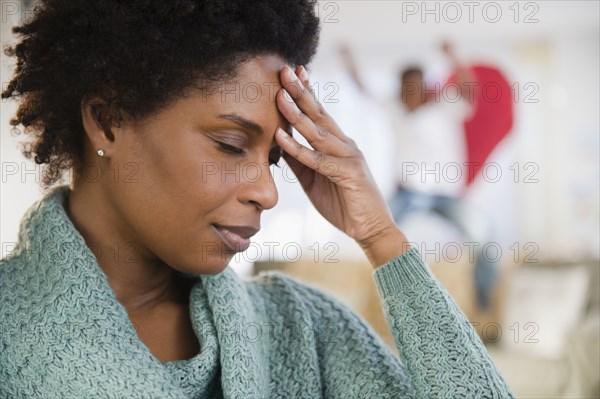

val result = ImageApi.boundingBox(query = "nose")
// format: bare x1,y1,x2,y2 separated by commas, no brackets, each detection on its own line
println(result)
238,160,279,211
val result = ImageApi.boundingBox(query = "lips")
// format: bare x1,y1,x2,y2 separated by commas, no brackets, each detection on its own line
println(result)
212,224,259,252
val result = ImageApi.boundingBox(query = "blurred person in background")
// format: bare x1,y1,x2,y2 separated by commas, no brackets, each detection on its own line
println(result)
341,42,510,312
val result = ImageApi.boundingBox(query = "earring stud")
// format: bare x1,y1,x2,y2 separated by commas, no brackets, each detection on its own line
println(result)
96,148,105,157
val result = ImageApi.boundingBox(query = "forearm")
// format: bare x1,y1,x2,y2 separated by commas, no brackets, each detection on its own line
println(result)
456,65,477,101
444,44,477,101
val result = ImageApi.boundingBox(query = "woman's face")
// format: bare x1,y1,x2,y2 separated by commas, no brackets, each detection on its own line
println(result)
99,54,291,274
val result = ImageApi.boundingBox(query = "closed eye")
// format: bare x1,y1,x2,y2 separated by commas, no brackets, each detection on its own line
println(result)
217,142,245,155
218,142,282,168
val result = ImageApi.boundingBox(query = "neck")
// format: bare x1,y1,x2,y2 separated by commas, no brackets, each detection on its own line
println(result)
65,180,187,315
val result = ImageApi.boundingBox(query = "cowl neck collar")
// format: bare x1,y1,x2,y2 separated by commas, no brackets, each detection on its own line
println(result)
13,185,270,398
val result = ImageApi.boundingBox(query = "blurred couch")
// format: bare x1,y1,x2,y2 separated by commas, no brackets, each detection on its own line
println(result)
254,254,599,398
486,259,600,398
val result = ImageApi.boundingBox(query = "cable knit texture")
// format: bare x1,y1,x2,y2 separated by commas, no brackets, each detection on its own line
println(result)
0,186,515,398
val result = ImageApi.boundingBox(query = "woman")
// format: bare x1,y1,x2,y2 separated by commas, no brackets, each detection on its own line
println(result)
0,1,514,398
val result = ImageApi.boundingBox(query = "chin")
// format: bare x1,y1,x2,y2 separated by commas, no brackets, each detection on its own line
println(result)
179,252,234,276
201,260,232,275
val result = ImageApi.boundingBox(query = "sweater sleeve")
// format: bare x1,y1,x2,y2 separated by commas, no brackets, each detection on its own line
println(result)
372,246,515,398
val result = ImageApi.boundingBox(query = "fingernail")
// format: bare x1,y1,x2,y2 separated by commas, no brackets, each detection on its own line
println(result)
281,88,293,103
276,127,288,138
299,66,309,81
285,65,297,81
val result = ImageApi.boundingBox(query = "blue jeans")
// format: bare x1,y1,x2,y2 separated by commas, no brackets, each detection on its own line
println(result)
388,186,499,311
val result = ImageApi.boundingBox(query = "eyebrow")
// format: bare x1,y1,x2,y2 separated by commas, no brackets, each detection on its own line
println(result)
217,113,264,136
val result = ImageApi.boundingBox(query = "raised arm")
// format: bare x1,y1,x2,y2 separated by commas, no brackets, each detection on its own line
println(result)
338,42,381,102
442,41,477,102
274,64,514,398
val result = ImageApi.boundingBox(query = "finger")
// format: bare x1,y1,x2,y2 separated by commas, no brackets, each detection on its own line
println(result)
295,66,320,109
281,150,315,190
276,88,347,156
280,65,346,141
284,149,341,186
295,65,309,88
275,127,339,175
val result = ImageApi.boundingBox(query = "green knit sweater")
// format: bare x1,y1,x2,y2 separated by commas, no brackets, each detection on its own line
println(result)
0,186,514,398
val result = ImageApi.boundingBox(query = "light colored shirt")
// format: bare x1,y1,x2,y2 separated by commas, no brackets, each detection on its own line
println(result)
386,97,473,197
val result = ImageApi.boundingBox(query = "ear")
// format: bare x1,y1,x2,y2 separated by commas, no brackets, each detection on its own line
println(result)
80,97,118,158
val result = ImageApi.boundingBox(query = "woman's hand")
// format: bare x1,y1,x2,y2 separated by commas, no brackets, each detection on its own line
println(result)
275,65,409,268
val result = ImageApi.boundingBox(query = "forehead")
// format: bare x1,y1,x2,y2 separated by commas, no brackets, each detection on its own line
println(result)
135,54,292,135
199,54,291,129
236,54,289,85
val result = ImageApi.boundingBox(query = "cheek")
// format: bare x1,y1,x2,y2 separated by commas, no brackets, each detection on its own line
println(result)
142,175,236,273
114,166,236,273
108,141,209,235
123,130,207,201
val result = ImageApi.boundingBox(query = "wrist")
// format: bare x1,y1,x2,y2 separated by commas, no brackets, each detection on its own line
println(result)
357,224,411,269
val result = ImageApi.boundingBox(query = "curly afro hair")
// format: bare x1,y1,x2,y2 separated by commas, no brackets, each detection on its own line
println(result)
2,0,321,187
